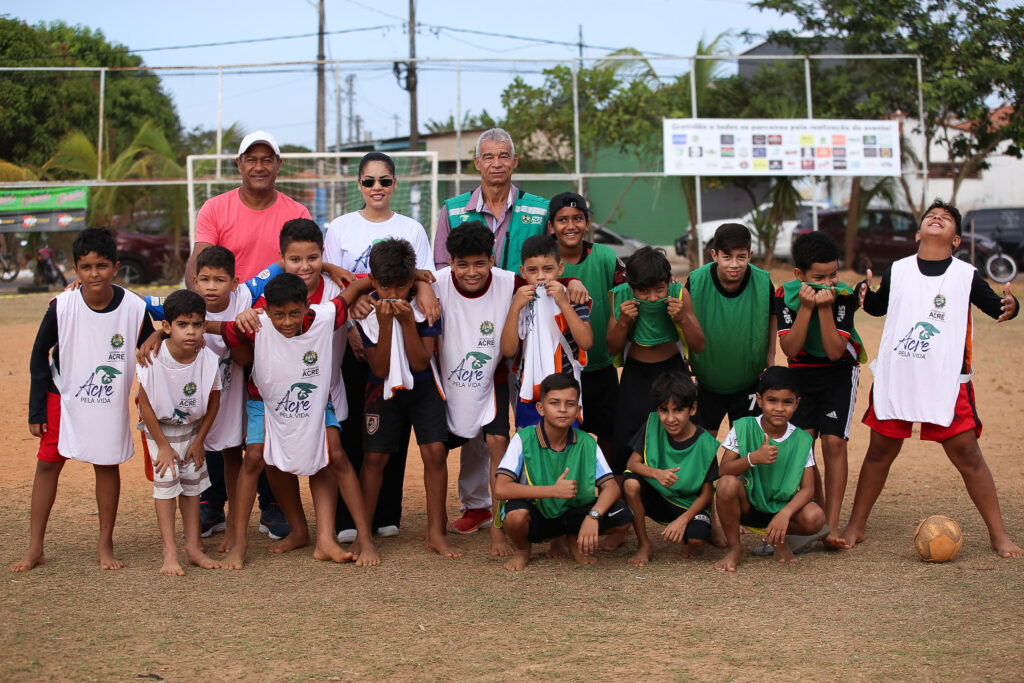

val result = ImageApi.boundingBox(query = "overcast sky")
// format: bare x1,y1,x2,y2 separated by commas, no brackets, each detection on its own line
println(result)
9,0,800,147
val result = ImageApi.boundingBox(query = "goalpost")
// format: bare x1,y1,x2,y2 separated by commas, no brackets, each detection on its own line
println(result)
186,151,440,248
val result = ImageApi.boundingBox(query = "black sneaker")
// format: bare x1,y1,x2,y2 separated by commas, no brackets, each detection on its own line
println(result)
200,504,226,538
258,505,290,540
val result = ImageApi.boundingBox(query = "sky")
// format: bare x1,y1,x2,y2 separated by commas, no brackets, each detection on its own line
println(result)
7,0,799,148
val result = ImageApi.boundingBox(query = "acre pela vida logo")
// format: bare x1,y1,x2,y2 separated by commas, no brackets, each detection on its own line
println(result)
275,382,317,419
894,321,941,360
301,350,319,378
447,351,491,388
75,365,121,403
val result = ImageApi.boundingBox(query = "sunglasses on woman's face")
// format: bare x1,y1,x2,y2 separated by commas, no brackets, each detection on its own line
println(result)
360,176,394,188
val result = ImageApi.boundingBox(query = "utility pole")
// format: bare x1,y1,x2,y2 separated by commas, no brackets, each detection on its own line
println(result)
578,24,583,58
394,114,400,138
346,74,355,143
316,0,326,154
355,115,362,143
334,65,342,153
407,0,418,152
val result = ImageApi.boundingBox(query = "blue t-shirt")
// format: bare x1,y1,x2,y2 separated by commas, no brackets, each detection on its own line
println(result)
146,271,270,321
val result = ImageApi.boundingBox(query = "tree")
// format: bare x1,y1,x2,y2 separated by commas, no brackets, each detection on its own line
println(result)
424,109,497,134
0,18,182,168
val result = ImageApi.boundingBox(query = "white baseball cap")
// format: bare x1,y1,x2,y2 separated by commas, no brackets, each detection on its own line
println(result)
237,130,281,157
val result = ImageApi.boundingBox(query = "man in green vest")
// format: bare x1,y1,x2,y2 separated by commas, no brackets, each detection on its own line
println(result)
436,127,550,537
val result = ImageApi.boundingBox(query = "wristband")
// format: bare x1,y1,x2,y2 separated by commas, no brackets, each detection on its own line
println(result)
747,454,754,469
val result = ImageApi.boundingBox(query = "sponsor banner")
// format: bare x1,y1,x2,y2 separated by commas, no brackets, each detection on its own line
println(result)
0,208,87,233
663,119,900,177
0,186,89,232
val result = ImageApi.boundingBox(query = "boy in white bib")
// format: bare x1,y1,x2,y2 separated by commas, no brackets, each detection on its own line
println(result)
14,228,153,572
841,200,1022,558
136,290,222,575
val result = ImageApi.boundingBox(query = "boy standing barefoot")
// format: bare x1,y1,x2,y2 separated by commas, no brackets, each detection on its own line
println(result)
136,290,222,575
494,374,632,571
841,199,1022,558
13,228,152,572
714,367,826,572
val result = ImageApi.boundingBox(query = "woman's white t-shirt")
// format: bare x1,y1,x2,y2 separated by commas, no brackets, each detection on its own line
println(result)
323,211,433,274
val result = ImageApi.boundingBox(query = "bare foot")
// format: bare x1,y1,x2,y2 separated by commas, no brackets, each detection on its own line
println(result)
426,535,464,558
775,543,797,564
628,543,653,567
710,523,728,548
158,559,185,576
97,545,124,571
313,538,355,564
545,536,570,559
354,541,381,567
10,550,45,572
504,549,530,571
186,548,220,569
489,528,515,558
598,529,626,552
840,524,866,549
824,533,852,550
569,542,598,566
219,548,246,570
218,532,235,554
992,536,1024,558
714,546,743,572
680,541,705,559
268,529,310,554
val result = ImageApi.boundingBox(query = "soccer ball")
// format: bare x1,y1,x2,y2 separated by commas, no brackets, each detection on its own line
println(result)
914,515,963,563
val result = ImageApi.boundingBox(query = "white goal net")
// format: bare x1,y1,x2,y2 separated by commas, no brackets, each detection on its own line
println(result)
186,151,439,247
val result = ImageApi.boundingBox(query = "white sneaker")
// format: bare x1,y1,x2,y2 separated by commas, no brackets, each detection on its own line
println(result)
375,525,399,538
336,528,357,543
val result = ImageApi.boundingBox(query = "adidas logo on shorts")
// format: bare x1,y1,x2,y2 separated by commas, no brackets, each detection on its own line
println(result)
825,410,838,419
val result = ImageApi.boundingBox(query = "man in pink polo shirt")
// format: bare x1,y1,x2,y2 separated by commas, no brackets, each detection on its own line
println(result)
185,130,311,283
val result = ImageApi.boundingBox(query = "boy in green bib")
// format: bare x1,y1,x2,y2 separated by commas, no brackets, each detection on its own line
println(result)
494,373,632,571
777,231,864,549
714,367,825,572
623,372,719,567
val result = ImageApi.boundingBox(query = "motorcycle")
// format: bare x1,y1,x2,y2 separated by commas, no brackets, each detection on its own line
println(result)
34,246,68,288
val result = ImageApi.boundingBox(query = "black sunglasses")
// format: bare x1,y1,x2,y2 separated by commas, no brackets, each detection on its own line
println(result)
360,176,394,188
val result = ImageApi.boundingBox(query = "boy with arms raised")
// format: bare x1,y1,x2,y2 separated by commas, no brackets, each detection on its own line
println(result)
686,223,776,436
356,239,457,557
777,230,864,548
136,290,222,575
714,367,826,572
500,234,593,429
494,373,632,570
215,272,374,567
434,221,517,555
622,372,719,566
14,228,153,572
841,199,1022,557
547,192,625,461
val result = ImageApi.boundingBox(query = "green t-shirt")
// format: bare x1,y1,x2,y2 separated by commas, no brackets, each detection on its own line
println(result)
561,242,618,371
519,425,598,519
610,282,687,367
780,279,867,364
732,416,812,514
631,413,720,510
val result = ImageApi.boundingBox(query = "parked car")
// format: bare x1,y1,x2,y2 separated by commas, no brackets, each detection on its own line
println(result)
111,214,190,284
961,207,1024,268
791,207,1009,279
592,226,648,259
678,201,830,261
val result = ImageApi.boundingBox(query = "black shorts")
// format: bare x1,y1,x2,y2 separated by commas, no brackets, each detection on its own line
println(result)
790,364,860,439
446,382,511,449
694,380,761,435
503,499,633,543
363,379,448,453
611,354,688,474
580,364,619,442
625,474,711,542
739,506,775,530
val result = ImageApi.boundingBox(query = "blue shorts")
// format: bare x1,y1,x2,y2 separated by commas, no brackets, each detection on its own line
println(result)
246,399,341,446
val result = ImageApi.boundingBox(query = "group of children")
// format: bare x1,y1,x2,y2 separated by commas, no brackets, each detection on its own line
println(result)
12,195,1023,576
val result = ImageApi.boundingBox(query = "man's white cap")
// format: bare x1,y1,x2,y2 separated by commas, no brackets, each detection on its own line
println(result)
237,130,281,157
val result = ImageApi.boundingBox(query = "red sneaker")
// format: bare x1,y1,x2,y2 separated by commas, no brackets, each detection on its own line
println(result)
449,508,493,535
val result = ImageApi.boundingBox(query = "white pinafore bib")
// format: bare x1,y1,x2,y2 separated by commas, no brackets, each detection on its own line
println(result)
434,268,515,438
872,256,973,426
55,288,146,464
137,346,220,425
252,303,334,476
203,287,252,450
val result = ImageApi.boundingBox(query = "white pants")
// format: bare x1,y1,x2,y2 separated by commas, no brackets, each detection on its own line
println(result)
146,422,211,500
457,434,492,510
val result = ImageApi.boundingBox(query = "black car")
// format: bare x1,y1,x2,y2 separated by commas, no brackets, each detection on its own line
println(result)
961,208,1024,267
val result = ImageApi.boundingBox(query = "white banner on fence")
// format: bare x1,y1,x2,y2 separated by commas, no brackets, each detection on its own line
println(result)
663,118,901,177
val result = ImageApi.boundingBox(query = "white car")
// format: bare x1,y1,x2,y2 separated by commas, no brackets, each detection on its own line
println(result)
592,226,648,259
691,202,830,262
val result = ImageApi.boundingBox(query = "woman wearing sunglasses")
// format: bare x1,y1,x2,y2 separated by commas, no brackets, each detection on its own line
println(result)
323,152,435,545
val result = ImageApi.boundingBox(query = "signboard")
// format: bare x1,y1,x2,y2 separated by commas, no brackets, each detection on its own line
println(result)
0,186,89,233
663,119,901,177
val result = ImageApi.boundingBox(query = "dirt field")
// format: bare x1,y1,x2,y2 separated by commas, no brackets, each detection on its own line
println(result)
2,274,1023,681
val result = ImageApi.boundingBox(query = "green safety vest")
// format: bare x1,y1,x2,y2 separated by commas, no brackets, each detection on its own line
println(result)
519,425,598,519
561,242,618,371
688,264,771,394
445,189,549,271
733,417,812,514
781,280,867,363
635,414,719,511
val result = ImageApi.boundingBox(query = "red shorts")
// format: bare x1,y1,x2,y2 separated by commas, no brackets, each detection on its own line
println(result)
36,392,68,462
863,381,982,442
